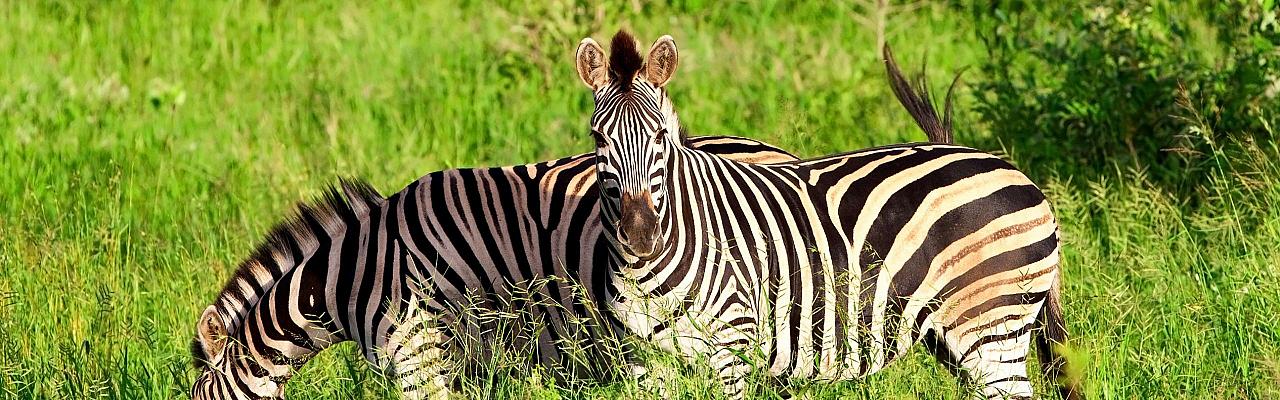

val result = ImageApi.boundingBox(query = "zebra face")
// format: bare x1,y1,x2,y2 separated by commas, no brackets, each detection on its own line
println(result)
576,31,680,261
191,306,286,400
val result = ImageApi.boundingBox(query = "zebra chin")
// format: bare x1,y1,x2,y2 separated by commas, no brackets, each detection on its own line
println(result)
617,219,663,261
619,235,663,261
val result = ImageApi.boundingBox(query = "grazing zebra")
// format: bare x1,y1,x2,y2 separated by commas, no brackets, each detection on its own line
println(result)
189,136,797,399
573,30,1081,399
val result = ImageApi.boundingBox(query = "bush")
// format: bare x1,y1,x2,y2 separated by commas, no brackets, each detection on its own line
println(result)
960,0,1280,194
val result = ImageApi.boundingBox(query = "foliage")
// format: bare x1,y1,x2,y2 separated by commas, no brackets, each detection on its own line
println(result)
0,0,1278,399
962,0,1280,190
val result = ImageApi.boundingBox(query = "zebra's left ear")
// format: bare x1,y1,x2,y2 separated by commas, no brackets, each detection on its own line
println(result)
197,305,229,359
644,35,678,87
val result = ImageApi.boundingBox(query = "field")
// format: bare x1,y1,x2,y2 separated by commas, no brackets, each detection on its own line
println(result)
2,1,1279,399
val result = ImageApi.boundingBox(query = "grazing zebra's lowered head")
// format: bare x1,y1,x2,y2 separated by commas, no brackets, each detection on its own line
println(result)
191,306,278,400
575,30,681,262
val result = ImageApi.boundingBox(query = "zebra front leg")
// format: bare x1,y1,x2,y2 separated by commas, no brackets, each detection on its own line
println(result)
392,337,453,400
382,314,455,400
708,348,799,400
628,353,755,400
628,362,676,398
690,308,769,399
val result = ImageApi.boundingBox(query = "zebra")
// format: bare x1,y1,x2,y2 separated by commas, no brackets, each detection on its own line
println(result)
573,30,1081,399
189,136,798,399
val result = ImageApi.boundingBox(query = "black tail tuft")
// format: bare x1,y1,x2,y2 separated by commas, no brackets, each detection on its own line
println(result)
882,44,962,144
1036,275,1084,400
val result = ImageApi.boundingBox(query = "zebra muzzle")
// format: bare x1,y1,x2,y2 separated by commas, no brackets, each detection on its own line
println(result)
618,191,662,261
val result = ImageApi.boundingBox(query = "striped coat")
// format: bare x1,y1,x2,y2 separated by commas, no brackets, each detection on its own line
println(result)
574,31,1080,400
189,136,796,399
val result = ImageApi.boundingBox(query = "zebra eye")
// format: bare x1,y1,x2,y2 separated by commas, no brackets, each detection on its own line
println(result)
654,129,667,144
590,130,607,146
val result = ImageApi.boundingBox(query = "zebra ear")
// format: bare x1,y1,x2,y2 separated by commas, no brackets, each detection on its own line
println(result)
576,38,609,89
197,305,229,359
644,35,678,87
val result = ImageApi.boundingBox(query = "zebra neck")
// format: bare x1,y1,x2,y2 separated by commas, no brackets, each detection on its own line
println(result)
231,256,344,379
229,214,389,374
660,142,699,210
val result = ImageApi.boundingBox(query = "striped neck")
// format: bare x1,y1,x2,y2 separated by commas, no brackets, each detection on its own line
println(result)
207,183,380,330
231,243,348,380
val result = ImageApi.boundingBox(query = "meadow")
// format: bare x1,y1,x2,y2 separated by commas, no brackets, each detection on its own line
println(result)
1,1,1278,398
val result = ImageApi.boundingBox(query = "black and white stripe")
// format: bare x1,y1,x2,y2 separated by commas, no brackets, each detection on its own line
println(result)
575,31,1081,400
189,136,797,399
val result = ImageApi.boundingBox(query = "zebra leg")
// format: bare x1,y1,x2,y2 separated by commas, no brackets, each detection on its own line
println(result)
709,356,796,400
709,348,753,400
382,311,454,400
653,326,758,399
629,363,676,398
392,334,453,400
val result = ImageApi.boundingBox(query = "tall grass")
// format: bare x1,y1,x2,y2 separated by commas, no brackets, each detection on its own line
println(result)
0,1,1277,399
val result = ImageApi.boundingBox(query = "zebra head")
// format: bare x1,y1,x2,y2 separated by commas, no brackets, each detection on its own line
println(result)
575,30,680,262
191,306,287,399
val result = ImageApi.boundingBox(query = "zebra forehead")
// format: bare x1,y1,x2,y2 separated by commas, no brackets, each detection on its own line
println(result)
591,92,664,126
590,113,664,134
596,83,663,105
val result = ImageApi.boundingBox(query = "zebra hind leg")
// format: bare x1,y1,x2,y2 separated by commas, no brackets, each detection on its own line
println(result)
950,324,1036,400
926,316,1037,400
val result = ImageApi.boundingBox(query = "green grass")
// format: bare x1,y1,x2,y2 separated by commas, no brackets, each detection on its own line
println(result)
1,1,1278,399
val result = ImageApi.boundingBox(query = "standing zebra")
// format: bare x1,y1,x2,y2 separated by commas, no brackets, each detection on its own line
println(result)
574,31,1080,399
189,136,797,399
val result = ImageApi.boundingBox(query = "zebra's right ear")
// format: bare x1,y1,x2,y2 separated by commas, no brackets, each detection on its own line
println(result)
197,305,229,359
643,35,678,88
576,37,609,89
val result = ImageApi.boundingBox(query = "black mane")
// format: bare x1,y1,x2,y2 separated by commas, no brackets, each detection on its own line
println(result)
609,30,643,90
192,178,383,367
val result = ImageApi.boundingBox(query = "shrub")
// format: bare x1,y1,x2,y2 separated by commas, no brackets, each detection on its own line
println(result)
959,0,1280,194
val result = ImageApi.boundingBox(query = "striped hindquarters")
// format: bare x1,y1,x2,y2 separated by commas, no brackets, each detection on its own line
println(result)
806,143,1061,379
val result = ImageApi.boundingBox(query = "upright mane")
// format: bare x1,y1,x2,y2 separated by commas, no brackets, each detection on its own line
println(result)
609,30,643,89
205,178,383,333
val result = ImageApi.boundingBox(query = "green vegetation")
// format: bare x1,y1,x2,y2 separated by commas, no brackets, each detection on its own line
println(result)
1,1,1277,398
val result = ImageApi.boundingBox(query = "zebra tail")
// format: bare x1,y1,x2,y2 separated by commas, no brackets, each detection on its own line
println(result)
1036,274,1084,400
881,44,961,145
